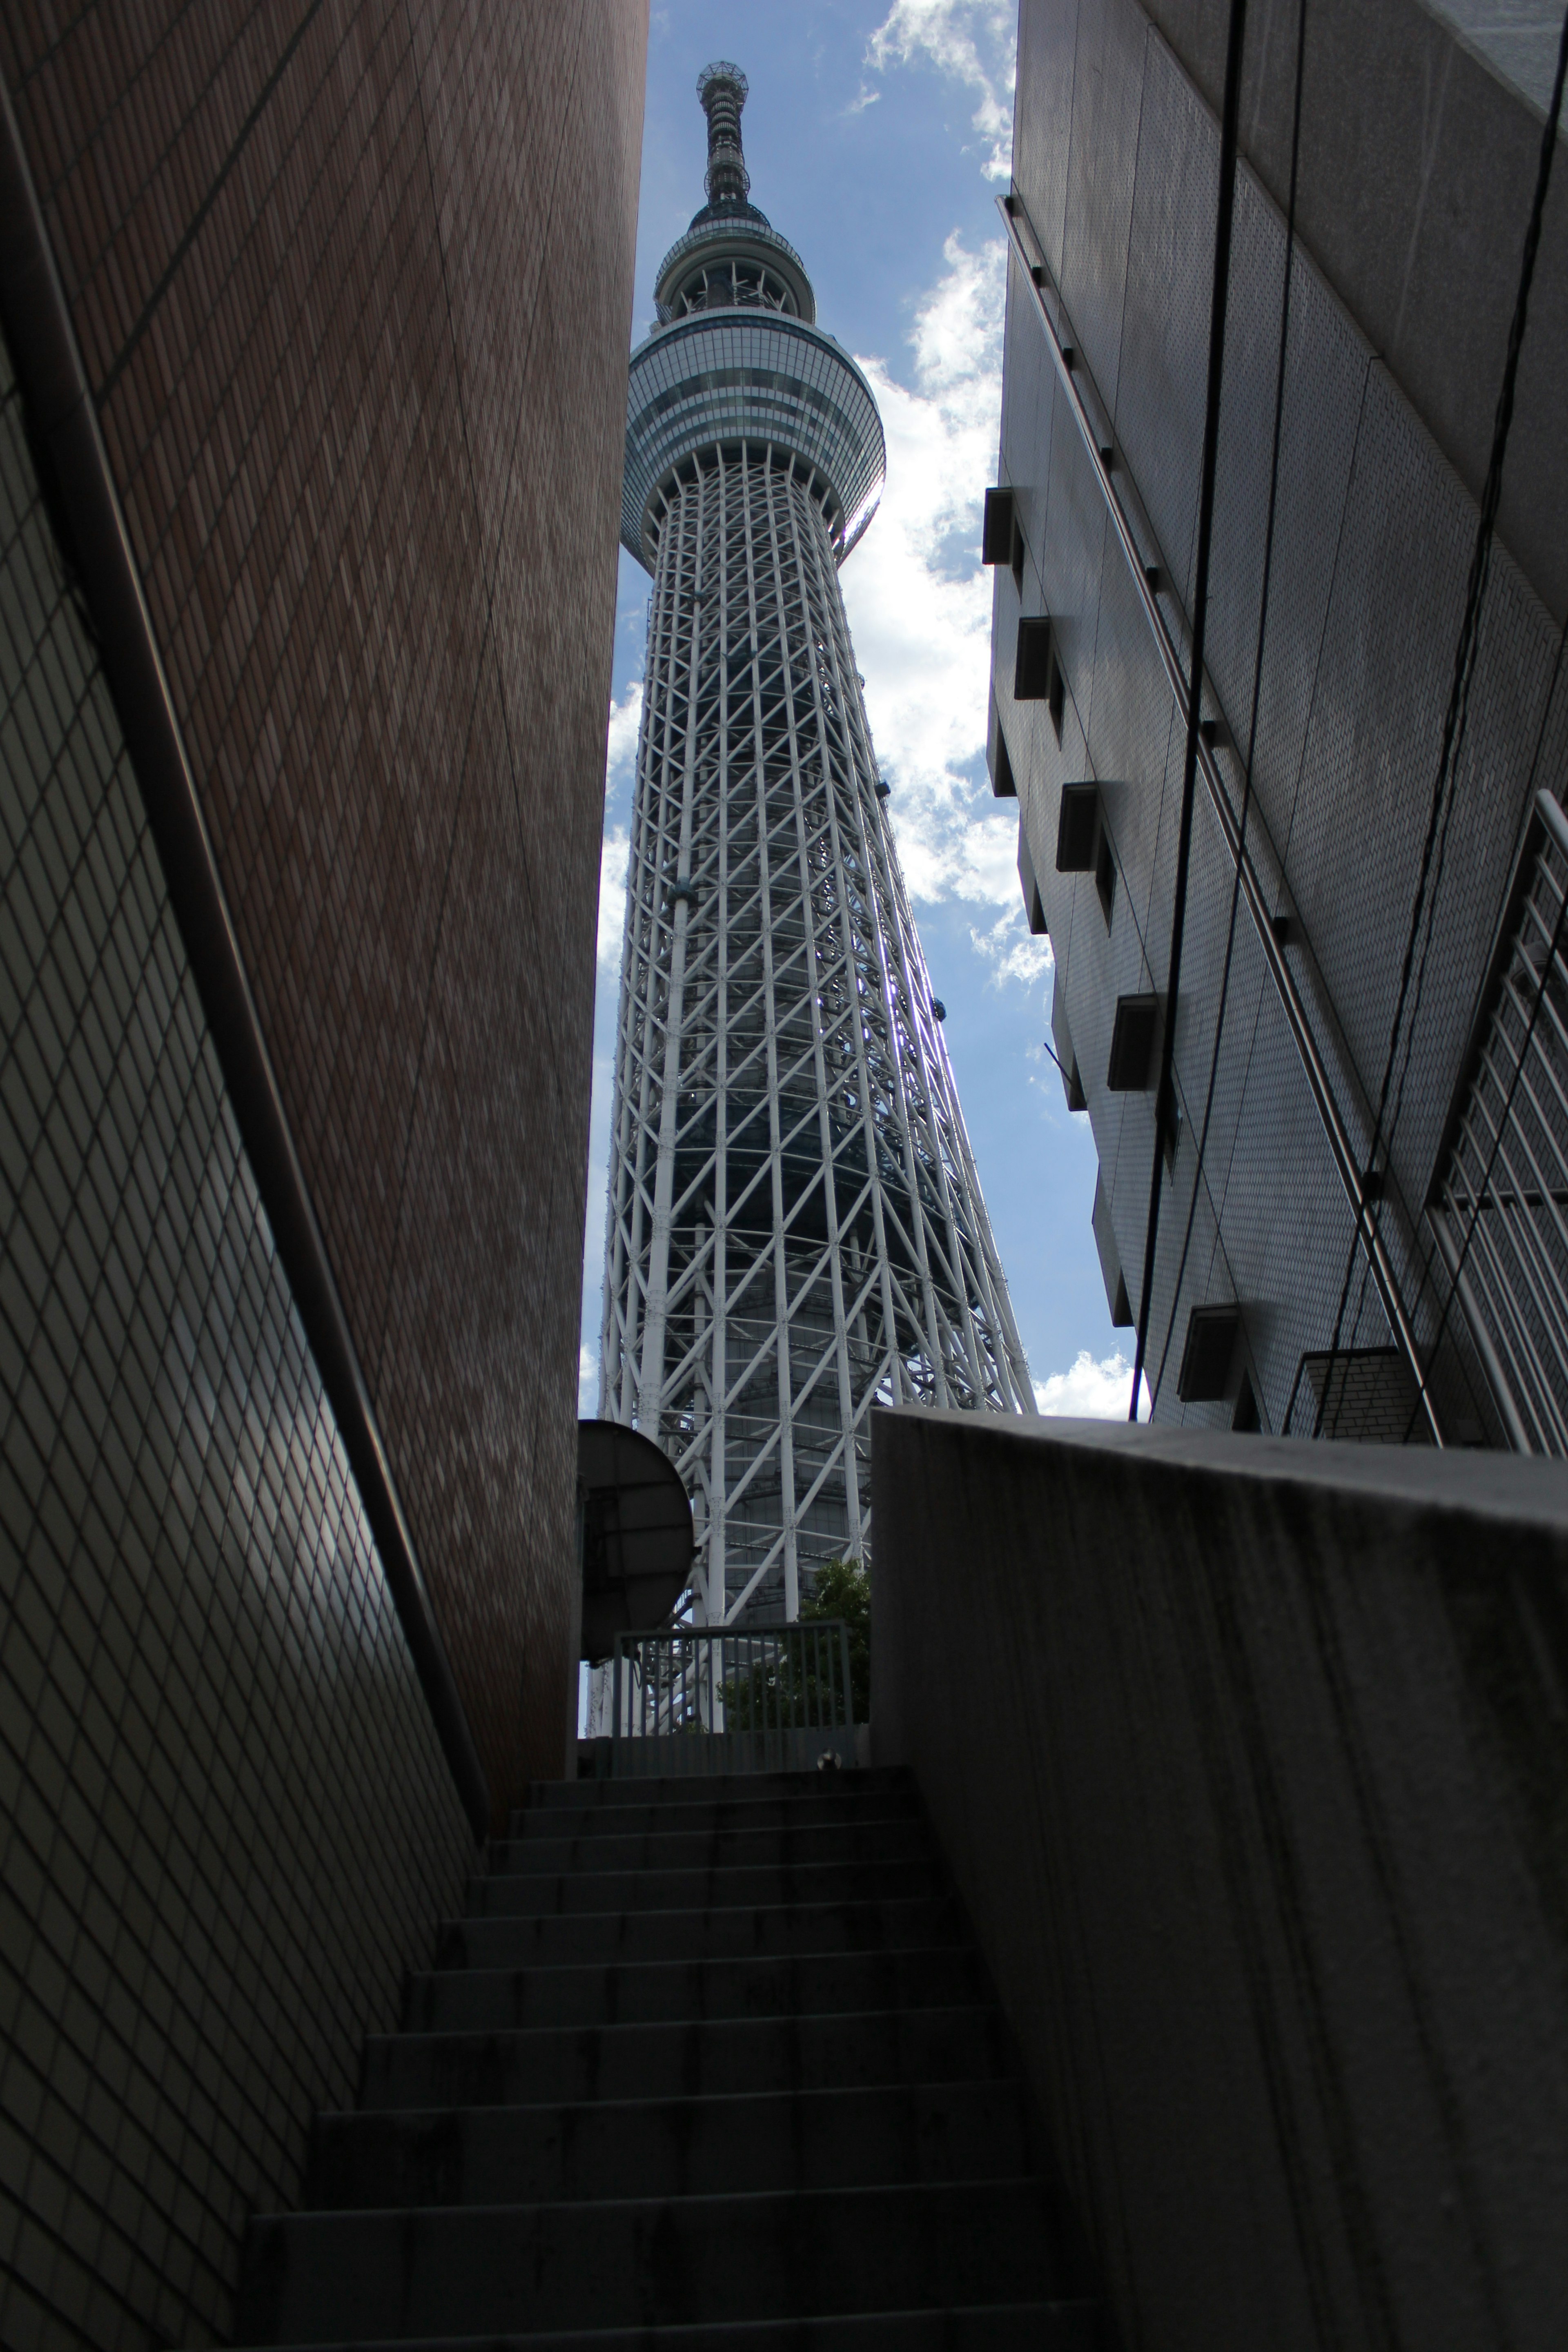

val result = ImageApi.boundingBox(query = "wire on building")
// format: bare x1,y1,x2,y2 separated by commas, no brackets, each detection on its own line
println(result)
1128,0,1250,1420
1149,0,1309,1423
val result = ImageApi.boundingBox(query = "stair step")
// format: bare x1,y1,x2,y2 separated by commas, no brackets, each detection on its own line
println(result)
468,1858,938,1918
235,2178,1071,2341
310,2077,1035,2207
229,2305,1099,2351
487,1819,931,1876
522,1768,912,1814
509,1789,921,1839
405,1946,982,2032
361,2006,1010,2109
434,1895,967,1971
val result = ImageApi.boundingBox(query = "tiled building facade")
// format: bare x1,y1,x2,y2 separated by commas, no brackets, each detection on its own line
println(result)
0,4,646,2346
992,0,1568,1446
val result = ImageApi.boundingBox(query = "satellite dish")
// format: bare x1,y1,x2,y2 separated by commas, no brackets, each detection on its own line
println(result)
577,1421,694,1662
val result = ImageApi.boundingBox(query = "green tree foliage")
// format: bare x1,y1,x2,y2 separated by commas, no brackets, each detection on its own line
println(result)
802,1557,870,1722
719,1557,872,1728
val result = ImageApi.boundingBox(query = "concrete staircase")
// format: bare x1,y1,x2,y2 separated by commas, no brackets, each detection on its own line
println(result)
234,1766,1100,2346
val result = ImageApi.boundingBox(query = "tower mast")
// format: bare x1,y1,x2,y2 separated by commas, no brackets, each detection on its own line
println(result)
602,64,1033,1625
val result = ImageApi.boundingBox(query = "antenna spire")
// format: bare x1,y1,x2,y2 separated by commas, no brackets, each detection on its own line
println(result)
697,62,750,205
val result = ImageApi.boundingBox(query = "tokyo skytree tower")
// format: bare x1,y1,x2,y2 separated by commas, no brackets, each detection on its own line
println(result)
601,63,1032,1626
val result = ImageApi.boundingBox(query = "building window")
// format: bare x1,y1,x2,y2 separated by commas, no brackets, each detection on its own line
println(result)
1015,614,1054,702
1092,1171,1132,1326
1177,1305,1241,1403
990,713,1016,800
1051,973,1088,1113
1017,820,1048,937
1107,993,1160,1091
1056,782,1098,872
983,485,1026,589
982,485,1015,565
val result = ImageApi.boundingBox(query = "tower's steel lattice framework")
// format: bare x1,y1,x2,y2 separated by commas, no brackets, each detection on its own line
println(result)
602,65,1032,1625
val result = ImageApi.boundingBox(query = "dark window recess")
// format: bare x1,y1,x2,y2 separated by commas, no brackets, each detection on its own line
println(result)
982,486,1016,566
1051,976,1087,1114
1056,782,1098,872
989,713,1016,800
1017,821,1047,938
1094,826,1117,927
1091,1172,1132,1328
1177,1305,1241,1404
1015,615,1054,703
1232,1372,1260,1432
1107,994,1160,1092
1048,652,1065,744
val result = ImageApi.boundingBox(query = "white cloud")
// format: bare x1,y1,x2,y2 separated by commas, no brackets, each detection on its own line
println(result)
597,678,642,973
606,678,643,788
866,0,1016,180
1034,1351,1148,1419
844,232,1027,947
579,1043,616,1379
970,911,1053,991
598,828,629,969
578,1345,599,1416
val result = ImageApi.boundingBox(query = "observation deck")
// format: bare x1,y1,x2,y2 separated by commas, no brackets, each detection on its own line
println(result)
621,63,886,572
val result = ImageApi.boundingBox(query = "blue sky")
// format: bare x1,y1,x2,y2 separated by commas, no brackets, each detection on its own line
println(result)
581,0,1135,1420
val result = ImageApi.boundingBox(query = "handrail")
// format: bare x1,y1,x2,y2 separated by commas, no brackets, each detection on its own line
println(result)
611,1619,858,1775
0,80,492,1834
1425,786,1568,1455
997,191,1444,1444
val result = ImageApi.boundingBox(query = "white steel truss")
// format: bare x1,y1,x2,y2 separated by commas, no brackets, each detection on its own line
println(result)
601,440,1033,1624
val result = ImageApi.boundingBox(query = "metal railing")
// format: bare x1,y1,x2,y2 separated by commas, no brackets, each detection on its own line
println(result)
1430,791,1568,1453
610,1621,858,1777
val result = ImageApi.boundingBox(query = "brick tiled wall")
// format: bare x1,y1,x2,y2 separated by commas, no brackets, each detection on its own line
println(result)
0,327,472,2352
0,0,647,1801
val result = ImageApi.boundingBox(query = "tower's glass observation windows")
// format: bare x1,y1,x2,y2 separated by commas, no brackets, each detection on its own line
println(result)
666,259,800,318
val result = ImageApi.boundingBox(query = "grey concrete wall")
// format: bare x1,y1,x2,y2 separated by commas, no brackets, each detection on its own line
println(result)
1133,0,1568,628
999,0,1567,1442
873,1401,1568,2351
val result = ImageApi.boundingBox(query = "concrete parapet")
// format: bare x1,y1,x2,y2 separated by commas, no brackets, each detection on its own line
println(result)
872,1403,1568,2351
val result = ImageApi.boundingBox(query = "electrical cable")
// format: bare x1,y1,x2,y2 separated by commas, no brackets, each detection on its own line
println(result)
1128,0,1250,1420
1314,0,1568,1437
1150,0,1309,1422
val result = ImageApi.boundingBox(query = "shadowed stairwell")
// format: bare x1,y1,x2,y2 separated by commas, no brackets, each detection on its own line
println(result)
230,1768,1101,2345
